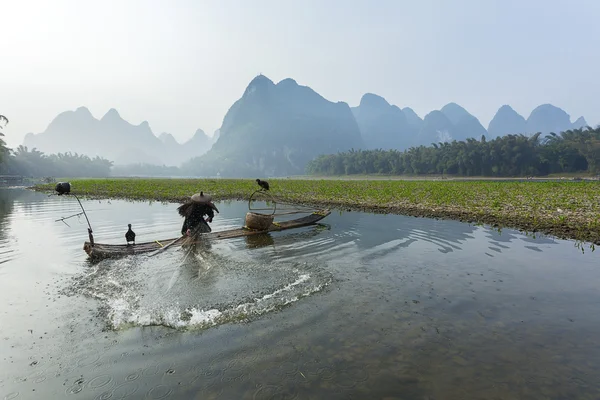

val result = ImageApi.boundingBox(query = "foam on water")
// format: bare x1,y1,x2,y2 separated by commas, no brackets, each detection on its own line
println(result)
106,272,326,330
63,249,333,331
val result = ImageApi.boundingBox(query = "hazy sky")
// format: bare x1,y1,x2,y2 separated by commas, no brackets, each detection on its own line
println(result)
1,0,599,147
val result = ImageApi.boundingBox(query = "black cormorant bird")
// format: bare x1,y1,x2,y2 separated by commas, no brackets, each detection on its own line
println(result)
256,178,270,191
125,224,136,245
55,182,71,195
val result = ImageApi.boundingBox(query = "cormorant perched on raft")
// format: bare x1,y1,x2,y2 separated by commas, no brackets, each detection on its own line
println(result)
178,191,220,236
256,178,270,191
125,224,136,245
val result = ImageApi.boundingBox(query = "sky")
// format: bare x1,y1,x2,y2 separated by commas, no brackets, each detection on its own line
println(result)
1,0,599,147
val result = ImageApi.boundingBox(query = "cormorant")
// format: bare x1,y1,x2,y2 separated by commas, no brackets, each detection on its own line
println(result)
125,224,136,245
256,178,270,191
55,182,71,195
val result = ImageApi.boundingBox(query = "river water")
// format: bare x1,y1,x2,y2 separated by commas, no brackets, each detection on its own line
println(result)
0,187,599,399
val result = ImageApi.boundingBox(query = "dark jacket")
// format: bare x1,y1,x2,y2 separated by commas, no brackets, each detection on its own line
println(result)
180,203,215,235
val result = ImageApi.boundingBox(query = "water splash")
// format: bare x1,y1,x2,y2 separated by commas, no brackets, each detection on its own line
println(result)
62,250,333,331
106,272,328,330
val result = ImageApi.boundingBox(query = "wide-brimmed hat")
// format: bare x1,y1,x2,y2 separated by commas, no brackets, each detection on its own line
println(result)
191,192,212,203
190,192,219,213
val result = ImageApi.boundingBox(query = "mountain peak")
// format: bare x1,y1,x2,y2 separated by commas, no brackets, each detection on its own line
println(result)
440,102,472,125
423,110,451,123
277,78,298,87
441,102,466,111
402,107,420,119
251,74,273,83
243,74,275,97
102,108,122,121
159,132,179,145
359,93,390,109
75,106,93,118
402,107,423,130
184,129,210,148
487,105,527,137
527,103,571,121
526,104,571,134
572,116,588,129
497,104,516,113
193,128,207,138
418,110,455,144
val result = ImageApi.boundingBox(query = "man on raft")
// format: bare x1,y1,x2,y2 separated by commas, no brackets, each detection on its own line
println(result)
177,191,220,236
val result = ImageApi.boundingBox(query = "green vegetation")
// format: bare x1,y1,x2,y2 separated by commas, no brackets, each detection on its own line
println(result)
0,146,113,177
0,115,8,164
33,178,600,245
307,127,600,177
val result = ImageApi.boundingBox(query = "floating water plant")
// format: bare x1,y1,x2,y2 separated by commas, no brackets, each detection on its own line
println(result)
33,178,600,246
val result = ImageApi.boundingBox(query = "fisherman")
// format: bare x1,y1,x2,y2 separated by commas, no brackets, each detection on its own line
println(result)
177,191,219,236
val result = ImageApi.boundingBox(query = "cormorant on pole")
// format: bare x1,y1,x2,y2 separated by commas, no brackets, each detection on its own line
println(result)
256,178,270,191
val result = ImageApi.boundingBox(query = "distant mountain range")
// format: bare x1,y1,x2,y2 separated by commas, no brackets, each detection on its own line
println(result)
183,75,364,177
23,107,215,166
350,94,588,150
22,75,590,174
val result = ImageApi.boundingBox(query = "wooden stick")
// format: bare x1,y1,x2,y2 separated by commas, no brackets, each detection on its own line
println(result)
55,211,84,223
147,235,186,257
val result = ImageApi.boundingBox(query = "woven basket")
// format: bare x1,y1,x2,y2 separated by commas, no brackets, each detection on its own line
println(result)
245,212,274,230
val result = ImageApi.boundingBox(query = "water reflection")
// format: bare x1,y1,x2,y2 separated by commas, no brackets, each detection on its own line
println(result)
1,188,599,400
244,232,275,249
353,212,477,253
0,189,20,266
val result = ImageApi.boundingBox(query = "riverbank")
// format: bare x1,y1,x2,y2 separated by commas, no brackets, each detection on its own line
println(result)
33,178,600,246
290,173,600,181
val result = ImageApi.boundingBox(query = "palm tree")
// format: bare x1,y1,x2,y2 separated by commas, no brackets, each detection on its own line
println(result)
13,145,28,157
0,115,9,164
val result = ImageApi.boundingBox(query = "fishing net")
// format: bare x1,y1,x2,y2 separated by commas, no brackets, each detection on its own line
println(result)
247,190,319,217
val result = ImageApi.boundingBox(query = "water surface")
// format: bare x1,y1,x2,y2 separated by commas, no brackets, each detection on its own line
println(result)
1,188,599,399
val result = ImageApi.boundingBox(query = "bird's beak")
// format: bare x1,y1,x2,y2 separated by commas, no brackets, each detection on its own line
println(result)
209,202,219,213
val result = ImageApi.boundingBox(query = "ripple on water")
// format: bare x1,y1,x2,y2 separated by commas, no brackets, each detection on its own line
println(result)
65,384,84,395
94,391,113,400
147,384,173,399
111,382,138,398
87,374,114,390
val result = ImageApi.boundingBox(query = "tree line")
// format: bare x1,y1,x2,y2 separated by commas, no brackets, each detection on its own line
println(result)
306,127,600,177
0,145,113,178
2,112,599,179
0,114,114,177
0,115,9,165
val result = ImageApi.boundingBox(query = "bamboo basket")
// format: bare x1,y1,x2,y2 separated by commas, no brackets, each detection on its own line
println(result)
245,212,274,230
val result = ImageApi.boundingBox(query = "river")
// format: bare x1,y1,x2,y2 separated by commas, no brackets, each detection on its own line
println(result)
0,188,598,399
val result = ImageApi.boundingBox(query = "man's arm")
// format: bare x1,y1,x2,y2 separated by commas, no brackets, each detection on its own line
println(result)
206,206,215,222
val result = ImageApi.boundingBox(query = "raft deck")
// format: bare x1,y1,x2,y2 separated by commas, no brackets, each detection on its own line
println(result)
83,210,331,260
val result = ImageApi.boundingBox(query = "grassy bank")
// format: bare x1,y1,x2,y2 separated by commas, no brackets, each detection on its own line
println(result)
33,178,600,246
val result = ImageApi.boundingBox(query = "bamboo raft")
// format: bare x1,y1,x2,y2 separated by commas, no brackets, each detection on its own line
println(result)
83,209,331,260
